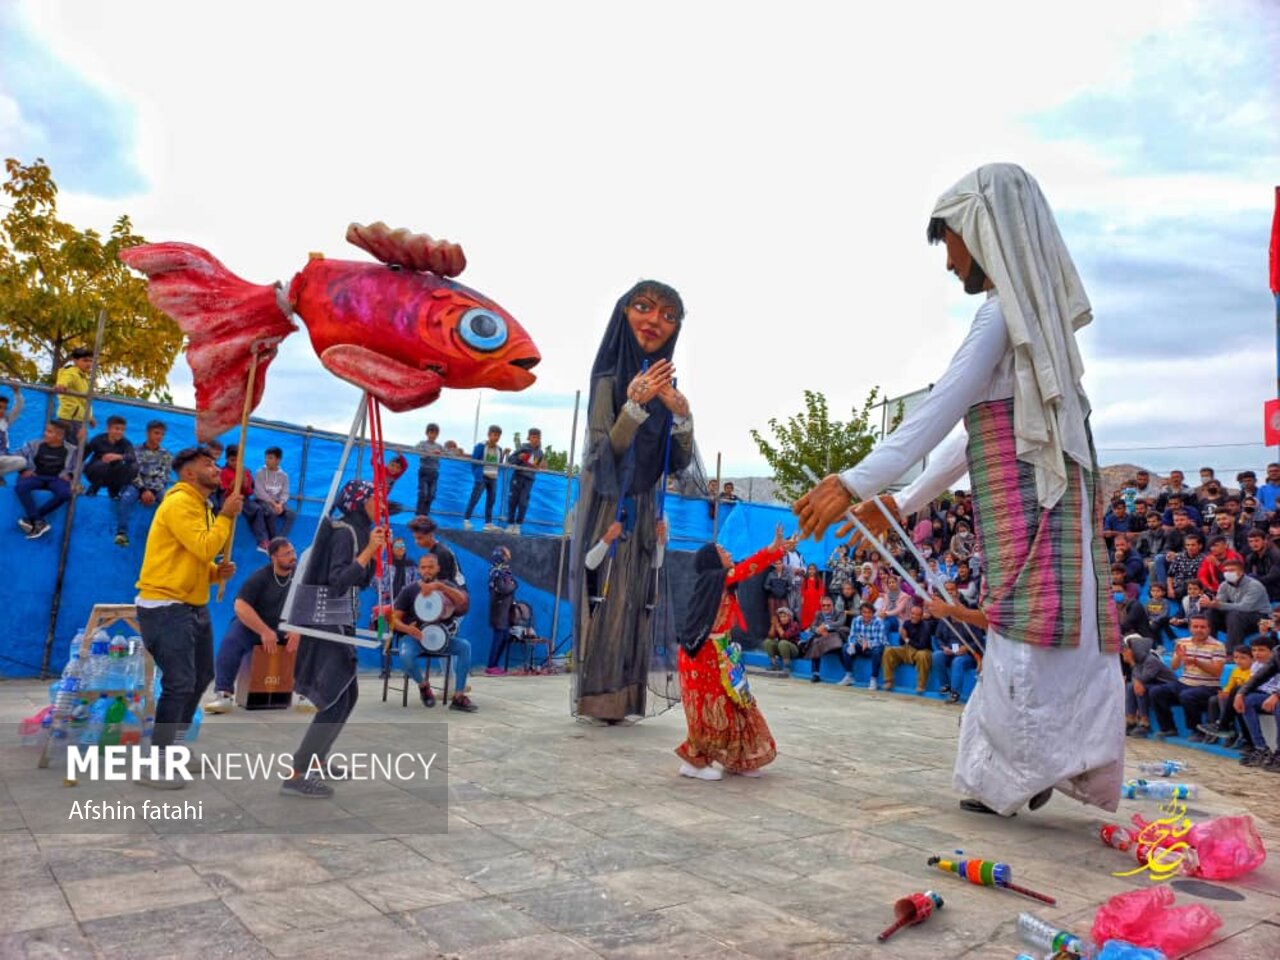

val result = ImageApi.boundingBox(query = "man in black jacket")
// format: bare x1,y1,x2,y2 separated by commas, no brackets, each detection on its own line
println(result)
1244,529,1280,603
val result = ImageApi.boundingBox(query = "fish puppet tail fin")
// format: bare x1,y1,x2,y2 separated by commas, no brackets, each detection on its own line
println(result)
119,242,298,441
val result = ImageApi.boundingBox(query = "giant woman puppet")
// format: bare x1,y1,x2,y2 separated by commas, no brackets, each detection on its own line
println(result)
796,164,1124,816
571,281,695,721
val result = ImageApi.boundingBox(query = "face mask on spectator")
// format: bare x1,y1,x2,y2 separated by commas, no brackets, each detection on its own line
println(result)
1223,571,1241,585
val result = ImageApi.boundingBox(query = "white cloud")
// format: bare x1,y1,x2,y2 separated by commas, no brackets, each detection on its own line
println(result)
9,0,1276,481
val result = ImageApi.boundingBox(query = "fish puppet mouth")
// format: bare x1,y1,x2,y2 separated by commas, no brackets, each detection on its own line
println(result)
319,344,539,410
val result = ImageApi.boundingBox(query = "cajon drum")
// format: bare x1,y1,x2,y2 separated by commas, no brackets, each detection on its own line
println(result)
235,646,297,710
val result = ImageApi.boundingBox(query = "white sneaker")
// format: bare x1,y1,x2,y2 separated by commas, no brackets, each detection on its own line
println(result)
735,768,766,778
507,524,520,534
463,519,474,530
678,762,723,781
868,678,878,691
483,523,500,531
294,695,317,714
204,693,234,714
840,673,854,686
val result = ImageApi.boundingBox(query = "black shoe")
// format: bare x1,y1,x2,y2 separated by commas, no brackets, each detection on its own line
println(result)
939,685,951,695
960,799,1011,817
1264,753,1280,772
27,520,51,540
449,694,478,713
114,531,129,547
1127,725,1151,738
17,518,32,534
1223,734,1244,750
1241,749,1271,767
1187,731,1208,743
1196,722,1227,740
280,775,334,799
1028,787,1052,811
810,673,821,684
419,684,436,708
948,692,961,704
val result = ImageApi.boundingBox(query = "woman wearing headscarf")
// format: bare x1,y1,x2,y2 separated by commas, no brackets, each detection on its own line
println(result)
485,546,518,675
571,281,695,721
796,164,1123,817
287,480,387,799
676,525,790,780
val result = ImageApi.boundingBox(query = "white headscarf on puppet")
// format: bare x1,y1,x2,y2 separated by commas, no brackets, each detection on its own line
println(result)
930,163,1092,510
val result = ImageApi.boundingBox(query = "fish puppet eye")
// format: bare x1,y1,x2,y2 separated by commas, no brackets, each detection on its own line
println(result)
458,308,508,352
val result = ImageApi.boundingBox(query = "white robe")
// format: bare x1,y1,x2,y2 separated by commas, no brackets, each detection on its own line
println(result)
841,296,1124,815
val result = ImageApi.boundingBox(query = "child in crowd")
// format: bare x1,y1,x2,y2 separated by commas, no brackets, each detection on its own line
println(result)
1144,582,1176,649
0,385,26,485
1235,636,1280,769
222,444,269,547
255,446,296,545
464,425,503,530
1172,579,1207,627
505,427,543,533
415,422,445,517
53,347,95,443
763,560,791,622
1198,643,1258,748
13,421,79,540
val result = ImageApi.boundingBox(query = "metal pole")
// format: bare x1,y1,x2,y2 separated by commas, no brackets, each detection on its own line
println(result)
296,427,312,513
41,309,107,677
712,452,723,540
549,389,581,650
472,391,482,447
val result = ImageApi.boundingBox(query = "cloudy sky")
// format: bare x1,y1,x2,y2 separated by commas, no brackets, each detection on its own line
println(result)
3,0,1277,482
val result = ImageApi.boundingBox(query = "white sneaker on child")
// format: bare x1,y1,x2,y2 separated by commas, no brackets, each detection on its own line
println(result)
678,762,723,781
868,678,878,691
204,692,234,715
840,673,854,686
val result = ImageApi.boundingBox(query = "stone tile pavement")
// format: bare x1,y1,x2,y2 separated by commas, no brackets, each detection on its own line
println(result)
0,672,1276,959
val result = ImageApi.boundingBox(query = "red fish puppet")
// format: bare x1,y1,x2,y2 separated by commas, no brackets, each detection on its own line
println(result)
120,223,540,440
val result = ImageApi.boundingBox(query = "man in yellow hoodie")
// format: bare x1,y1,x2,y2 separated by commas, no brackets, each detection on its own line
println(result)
135,446,241,788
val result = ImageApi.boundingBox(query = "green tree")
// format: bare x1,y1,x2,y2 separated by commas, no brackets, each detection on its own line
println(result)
543,444,578,476
749,388,888,503
0,157,180,400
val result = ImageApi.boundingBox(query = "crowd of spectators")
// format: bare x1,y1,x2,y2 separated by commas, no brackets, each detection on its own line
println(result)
761,467,1280,774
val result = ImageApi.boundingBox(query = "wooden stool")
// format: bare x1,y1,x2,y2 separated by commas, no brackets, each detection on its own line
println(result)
235,646,297,710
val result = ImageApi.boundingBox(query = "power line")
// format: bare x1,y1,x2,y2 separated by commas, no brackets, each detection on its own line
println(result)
1096,441,1265,452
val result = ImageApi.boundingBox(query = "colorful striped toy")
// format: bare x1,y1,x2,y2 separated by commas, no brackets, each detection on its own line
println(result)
926,854,1057,905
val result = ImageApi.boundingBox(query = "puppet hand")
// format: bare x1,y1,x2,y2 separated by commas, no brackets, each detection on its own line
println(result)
627,359,673,404
794,475,853,540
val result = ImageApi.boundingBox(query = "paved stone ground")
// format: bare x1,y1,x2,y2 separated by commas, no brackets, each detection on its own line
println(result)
0,672,1276,959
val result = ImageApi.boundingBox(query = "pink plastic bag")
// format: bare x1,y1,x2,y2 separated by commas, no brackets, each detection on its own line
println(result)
1129,812,1266,880
1092,887,1222,957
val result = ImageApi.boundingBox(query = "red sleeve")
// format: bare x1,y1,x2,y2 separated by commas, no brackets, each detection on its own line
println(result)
727,547,785,586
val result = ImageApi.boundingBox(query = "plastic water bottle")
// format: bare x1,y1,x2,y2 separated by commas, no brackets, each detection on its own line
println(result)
1136,759,1186,777
124,637,146,692
83,630,111,690
53,656,84,719
37,711,54,748
67,630,85,665
80,694,110,749
106,634,128,690
1121,779,1198,801
68,699,90,745
119,696,143,746
101,696,128,747
1099,824,1137,852
1017,913,1095,958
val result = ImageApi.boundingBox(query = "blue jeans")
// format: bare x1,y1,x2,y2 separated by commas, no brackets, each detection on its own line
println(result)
416,470,438,516
1240,690,1277,749
950,654,978,697
1153,555,1169,587
507,477,533,525
847,643,883,681
213,619,264,694
488,627,511,669
262,503,295,539
465,477,496,522
399,634,472,690
881,616,900,637
138,603,214,750
15,475,71,521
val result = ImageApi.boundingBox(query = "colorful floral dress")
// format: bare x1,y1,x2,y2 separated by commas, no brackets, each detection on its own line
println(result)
675,546,781,772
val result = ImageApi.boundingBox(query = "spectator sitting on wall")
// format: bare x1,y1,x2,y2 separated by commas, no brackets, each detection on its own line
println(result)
950,518,976,562
1152,614,1226,742
1162,494,1202,528
826,544,856,597
1257,463,1280,517
763,559,791,622
393,553,475,711
205,538,300,715
415,422,445,517
1172,579,1208,628
1102,498,1137,557
1112,535,1146,587
1198,535,1243,595
463,425,503,530
882,602,934,694
799,563,824,629
220,444,269,547
833,580,862,624
1233,636,1280,769
126,420,174,544
13,421,80,540
1132,468,1157,503
1123,634,1178,740
53,347,96,444
874,573,911,635
1112,565,1149,639
765,606,801,673
255,446,296,546
1212,509,1249,555
953,560,980,606
1197,642,1258,748
84,415,140,545
0,385,26,486
846,601,887,691
1135,511,1168,562
1244,528,1280,602
1156,469,1191,512
1199,557,1272,653
505,427,544,534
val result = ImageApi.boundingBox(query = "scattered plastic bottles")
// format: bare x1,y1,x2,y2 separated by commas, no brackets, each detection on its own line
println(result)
82,630,111,689
106,634,129,690
53,655,84,719
79,694,110,749
102,696,129,747
68,699,89,744
1122,780,1198,801
119,695,143,746
1017,913,1096,958
1136,760,1187,778
1100,824,1137,852
67,630,85,665
18,705,55,745
124,637,146,691
38,711,54,748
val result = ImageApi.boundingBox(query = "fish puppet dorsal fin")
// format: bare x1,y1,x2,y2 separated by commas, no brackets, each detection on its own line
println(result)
345,222,467,277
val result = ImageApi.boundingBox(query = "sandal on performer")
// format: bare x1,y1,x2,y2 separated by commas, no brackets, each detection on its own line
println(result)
960,798,1013,816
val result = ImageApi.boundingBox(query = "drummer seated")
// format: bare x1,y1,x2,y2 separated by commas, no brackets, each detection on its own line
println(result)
392,553,476,712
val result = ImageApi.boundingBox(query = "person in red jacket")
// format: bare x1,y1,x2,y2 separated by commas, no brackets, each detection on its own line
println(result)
220,443,269,548
1198,535,1244,595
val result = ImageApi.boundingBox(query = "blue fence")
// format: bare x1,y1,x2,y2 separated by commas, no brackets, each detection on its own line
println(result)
0,388,844,679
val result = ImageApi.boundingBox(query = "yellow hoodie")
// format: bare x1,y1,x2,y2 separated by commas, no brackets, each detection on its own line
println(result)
136,481,233,605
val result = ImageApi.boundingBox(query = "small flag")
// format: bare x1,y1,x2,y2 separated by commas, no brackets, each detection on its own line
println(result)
1265,399,1280,447
1271,186,1280,296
